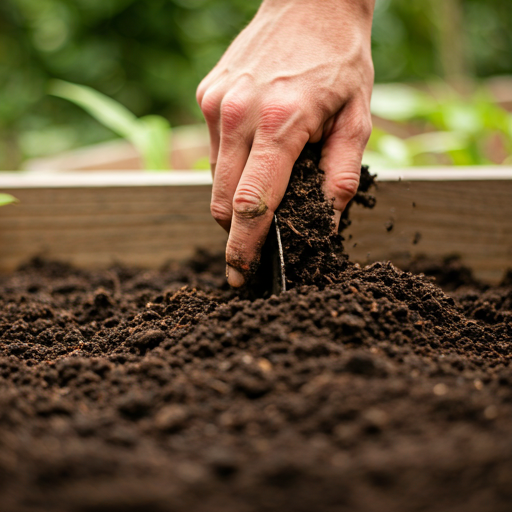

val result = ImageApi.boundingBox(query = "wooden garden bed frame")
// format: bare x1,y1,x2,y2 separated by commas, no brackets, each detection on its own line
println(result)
1,126,511,283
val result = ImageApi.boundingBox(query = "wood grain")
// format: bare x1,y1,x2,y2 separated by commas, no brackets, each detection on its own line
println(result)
0,177,511,283
0,186,226,272
345,180,512,283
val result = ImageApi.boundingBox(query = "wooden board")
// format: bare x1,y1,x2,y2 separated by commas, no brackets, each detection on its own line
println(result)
0,184,226,272
1,167,511,283
345,179,512,283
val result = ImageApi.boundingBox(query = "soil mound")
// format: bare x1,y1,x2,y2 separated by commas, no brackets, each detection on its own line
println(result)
0,149,511,512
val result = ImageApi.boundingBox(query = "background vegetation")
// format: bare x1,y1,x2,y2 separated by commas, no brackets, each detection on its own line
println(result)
0,0,511,169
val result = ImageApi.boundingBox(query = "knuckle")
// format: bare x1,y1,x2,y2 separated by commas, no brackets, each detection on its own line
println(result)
232,186,269,219
259,101,297,132
364,57,375,84
331,172,360,202
200,90,222,122
196,80,207,106
220,95,247,131
368,65,375,85
347,114,373,146
360,116,373,143
210,199,232,224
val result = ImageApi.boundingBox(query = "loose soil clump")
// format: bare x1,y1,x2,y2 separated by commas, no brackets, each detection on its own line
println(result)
0,148,511,512
274,143,375,289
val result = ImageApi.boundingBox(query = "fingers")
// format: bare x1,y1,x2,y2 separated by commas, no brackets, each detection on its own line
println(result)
210,139,250,232
210,94,252,232
196,81,222,176
225,129,308,287
198,80,254,232
206,122,220,178
199,82,313,287
197,75,371,289
320,98,372,214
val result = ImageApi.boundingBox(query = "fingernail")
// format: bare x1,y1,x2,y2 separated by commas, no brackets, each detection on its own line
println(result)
226,265,245,287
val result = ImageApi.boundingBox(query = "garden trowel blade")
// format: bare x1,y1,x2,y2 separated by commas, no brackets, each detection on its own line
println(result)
272,215,287,294
250,215,287,297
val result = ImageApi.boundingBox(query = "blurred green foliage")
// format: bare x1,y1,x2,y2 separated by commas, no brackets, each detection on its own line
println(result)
372,0,512,82
368,83,512,166
0,0,511,169
0,193,18,206
50,79,172,169
0,0,259,168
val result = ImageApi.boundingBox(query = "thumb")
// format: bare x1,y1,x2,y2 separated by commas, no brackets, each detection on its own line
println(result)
320,99,372,216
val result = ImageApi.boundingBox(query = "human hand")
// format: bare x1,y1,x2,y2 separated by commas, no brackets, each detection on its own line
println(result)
196,0,375,287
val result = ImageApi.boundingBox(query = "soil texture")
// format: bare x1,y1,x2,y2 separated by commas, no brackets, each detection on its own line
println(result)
1,150,512,512
273,143,375,290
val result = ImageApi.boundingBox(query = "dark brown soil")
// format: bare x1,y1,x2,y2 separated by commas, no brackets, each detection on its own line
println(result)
250,143,375,295
274,143,375,289
1,150,512,512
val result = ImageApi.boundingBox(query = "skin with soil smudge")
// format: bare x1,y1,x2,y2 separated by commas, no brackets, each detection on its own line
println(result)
0,150,511,512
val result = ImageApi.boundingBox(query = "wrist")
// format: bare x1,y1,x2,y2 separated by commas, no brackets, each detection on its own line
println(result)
260,0,375,22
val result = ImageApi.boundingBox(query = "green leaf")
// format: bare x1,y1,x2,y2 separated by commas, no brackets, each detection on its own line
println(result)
0,193,18,207
441,103,482,134
135,115,172,171
405,131,469,156
371,84,437,121
49,79,140,140
49,80,171,170
192,155,210,170
377,134,411,166
361,150,398,169
507,114,512,139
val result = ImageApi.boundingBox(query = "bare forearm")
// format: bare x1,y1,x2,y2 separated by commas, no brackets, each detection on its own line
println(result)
259,0,375,22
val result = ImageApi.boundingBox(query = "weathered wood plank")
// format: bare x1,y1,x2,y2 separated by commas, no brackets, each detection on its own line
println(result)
0,185,226,271
1,170,511,283
345,179,512,283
